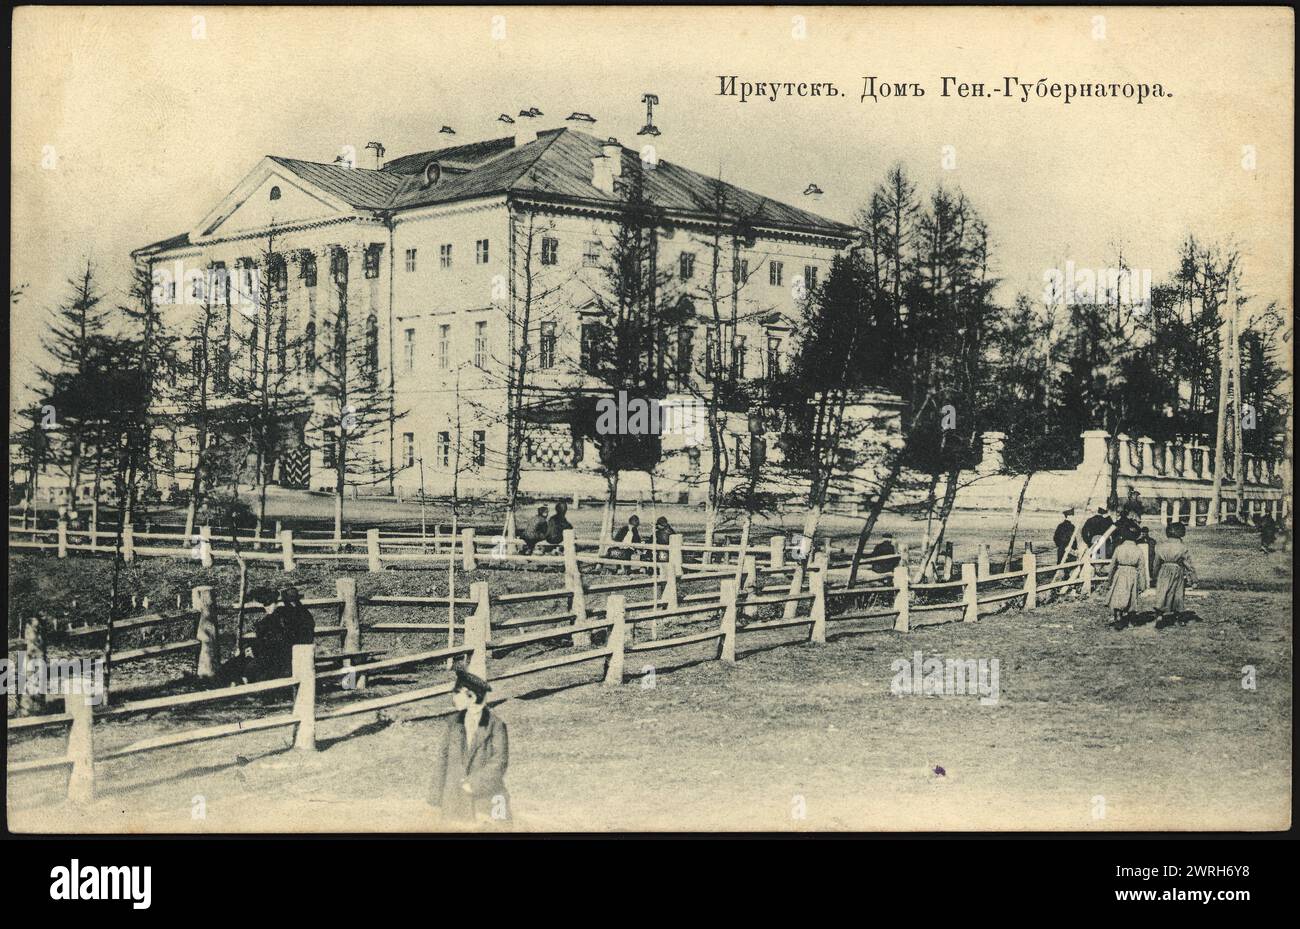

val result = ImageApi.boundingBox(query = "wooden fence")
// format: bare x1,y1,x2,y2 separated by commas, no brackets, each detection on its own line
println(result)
8,526,1114,801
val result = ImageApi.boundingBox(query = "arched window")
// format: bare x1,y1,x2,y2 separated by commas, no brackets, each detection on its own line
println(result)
269,185,281,201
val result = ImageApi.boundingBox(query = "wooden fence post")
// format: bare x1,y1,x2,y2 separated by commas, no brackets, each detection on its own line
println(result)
65,679,95,803
20,617,46,714
718,579,738,663
741,554,759,620
668,533,683,577
366,528,382,572
122,524,135,563
563,529,591,648
783,560,806,620
976,543,990,578
658,567,679,611
892,565,910,633
199,525,214,568
337,577,361,656
292,643,317,752
193,585,219,679
461,527,477,571
466,582,490,679
57,517,68,558
808,553,827,644
280,529,296,572
962,563,979,622
603,595,626,686
770,535,785,571
1022,548,1037,610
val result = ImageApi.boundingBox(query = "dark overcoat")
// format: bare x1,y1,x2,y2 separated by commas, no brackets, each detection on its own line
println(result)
429,707,511,823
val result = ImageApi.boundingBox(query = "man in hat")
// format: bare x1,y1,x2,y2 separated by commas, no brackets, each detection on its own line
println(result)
247,587,289,682
1053,508,1076,564
280,587,315,652
520,505,548,556
429,667,511,825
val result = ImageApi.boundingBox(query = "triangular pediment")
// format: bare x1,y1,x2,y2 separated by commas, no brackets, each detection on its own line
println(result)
190,157,356,241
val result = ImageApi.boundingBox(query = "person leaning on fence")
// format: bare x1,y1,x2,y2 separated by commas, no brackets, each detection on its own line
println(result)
520,505,548,556
609,514,641,571
652,516,676,561
280,586,315,651
248,587,290,682
867,533,899,574
429,667,511,826
1152,521,1196,624
539,501,572,553
1054,508,1076,564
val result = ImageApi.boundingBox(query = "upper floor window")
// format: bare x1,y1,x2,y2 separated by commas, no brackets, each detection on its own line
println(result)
300,254,317,288
405,248,417,273
676,326,694,377
732,334,747,379
474,320,488,368
440,244,453,269
769,261,784,287
583,240,601,268
472,430,487,467
476,239,490,264
437,431,451,468
364,244,383,279
541,237,559,266
402,433,416,468
580,321,602,373
539,322,556,369
736,258,749,285
679,252,695,280
365,314,380,381
438,324,451,370
803,264,818,292
403,328,416,373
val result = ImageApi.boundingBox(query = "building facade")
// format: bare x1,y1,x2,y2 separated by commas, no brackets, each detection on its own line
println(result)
134,122,868,503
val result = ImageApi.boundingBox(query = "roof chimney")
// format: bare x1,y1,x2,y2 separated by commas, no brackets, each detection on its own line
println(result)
592,152,614,194
365,141,386,170
602,138,622,178
514,109,539,147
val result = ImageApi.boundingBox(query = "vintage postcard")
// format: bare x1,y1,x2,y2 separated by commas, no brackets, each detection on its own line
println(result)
7,5,1293,837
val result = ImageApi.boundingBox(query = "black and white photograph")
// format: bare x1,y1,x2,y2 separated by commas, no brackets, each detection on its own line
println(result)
5,3,1292,866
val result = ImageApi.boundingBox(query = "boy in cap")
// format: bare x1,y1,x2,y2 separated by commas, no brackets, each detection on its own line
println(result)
429,667,511,825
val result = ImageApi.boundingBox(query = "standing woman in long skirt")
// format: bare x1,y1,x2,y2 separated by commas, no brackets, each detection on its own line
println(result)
1153,521,1197,623
1107,526,1147,625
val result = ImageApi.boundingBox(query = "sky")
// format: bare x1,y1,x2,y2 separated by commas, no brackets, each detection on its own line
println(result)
10,6,1294,412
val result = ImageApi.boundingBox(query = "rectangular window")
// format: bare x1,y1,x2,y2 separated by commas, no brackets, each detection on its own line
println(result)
440,244,453,269
539,321,556,369
474,320,488,368
676,326,694,377
438,324,451,370
403,328,416,373
476,239,490,264
705,327,719,379
472,430,486,467
580,322,601,373
766,334,782,378
583,240,600,268
737,258,749,285
437,432,450,468
541,237,559,266
402,433,415,468
679,252,695,280
769,261,783,287
300,256,316,288
804,264,818,291
364,244,382,279
405,248,417,272
732,334,747,378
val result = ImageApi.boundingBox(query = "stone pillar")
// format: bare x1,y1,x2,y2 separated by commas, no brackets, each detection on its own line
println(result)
1081,430,1110,475
1115,434,1137,476
1138,436,1156,474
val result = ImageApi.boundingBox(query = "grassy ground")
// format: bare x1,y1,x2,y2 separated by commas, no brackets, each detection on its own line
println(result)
6,521,1290,833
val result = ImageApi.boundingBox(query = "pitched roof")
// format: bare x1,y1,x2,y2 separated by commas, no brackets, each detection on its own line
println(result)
142,128,851,253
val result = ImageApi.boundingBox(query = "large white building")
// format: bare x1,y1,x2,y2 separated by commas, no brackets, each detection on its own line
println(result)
134,120,865,502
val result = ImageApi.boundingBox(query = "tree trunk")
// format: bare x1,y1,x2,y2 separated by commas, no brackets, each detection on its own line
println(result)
1004,471,1035,566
